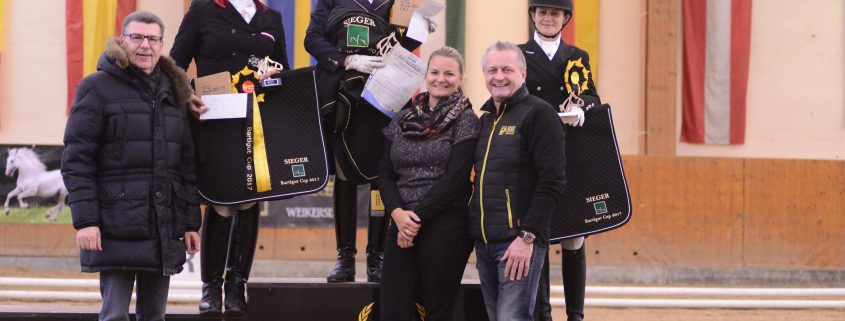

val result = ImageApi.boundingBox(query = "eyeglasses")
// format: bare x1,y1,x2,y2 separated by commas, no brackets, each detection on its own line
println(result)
123,33,162,45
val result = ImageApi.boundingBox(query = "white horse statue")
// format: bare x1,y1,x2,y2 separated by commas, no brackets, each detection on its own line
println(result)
3,148,68,221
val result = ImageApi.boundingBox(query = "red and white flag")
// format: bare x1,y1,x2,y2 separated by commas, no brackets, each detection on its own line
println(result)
66,0,136,113
681,0,752,144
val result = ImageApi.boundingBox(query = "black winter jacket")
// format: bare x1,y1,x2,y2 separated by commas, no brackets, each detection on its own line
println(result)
62,38,201,275
469,86,567,247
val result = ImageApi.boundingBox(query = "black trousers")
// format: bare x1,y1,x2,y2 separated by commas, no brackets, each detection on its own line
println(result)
380,206,473,321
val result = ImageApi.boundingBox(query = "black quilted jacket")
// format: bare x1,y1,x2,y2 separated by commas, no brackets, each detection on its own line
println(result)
62,38,201,275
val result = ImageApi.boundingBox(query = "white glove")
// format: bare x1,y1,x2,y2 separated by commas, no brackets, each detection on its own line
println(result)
345,55,385,74
561,105,586,127
425,16,438,33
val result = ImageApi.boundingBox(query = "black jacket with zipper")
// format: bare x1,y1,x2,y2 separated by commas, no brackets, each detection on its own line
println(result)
62,38,201,275
469,86,567,247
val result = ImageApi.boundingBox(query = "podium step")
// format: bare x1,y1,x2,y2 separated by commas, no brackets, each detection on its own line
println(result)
246,279,489,321
0,305,243,321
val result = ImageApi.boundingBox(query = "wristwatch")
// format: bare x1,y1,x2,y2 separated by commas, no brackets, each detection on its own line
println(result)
519,230,536,244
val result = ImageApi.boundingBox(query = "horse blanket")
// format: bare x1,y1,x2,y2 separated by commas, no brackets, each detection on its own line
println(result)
195,67,328,205
550,104,632,242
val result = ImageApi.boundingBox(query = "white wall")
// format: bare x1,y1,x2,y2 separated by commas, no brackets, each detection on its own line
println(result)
598,0,647,155
463,0,530,107
0,0,184,145
0,0,68,145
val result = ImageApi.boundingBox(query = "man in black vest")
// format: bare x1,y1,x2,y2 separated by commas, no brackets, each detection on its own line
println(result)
519,1,600,320
471,40,566,321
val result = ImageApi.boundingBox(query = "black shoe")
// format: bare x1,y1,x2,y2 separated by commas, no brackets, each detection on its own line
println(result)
222,207,260,315
198,208,230,316
327,248,356,282
198,281,223,315
224,275,247,315
366,250,384,283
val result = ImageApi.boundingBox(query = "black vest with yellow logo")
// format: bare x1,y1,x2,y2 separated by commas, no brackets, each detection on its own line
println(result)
469,87,566,246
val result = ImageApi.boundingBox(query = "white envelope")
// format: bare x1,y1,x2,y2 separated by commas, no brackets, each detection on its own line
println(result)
200,93,248,120
406,0,445,43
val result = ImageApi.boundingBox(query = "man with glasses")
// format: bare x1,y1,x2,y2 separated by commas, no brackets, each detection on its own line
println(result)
62,11,200,321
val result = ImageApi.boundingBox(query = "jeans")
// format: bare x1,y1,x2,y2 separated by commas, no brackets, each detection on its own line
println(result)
99,270,170,321
475,240,545,321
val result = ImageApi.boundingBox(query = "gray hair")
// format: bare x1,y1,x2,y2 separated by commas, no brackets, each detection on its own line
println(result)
481,40,526,72
428,46,465,74
121,11,165,37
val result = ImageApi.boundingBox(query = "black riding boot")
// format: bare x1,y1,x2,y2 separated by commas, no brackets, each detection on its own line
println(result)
365,191,387,283
327,178,358,282
198,207,231,315
223,205,260,315
562,244,587,321
534,250,553,321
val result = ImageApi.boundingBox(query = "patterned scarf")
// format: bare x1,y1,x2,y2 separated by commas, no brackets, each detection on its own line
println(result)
399,90,471,139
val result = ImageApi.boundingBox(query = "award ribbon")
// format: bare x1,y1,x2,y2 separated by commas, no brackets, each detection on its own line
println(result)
251,91,272,192
564,57,591,95
234,66,273,193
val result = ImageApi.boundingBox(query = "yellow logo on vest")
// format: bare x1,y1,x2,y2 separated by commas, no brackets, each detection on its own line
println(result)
498,126,516,135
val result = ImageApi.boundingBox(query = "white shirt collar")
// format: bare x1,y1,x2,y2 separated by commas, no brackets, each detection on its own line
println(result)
533,31,561,60
229,0,256,23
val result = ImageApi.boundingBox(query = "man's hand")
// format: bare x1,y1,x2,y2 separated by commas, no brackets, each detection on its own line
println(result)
188,94,208,119
76,226,102,251
184,231,200,254
501,237,534,281
344,55,385,74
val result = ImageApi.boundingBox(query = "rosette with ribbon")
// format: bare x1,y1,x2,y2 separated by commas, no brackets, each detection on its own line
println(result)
232,66,272,193
564,57,591,96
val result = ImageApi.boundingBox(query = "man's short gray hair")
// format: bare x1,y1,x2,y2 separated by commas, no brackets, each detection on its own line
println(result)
481,41,527,72
121,11,165,37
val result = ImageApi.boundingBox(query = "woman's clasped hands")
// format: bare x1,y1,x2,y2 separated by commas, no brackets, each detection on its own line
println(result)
391,208,421,249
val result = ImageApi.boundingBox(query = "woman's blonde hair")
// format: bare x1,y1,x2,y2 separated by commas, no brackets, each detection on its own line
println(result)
427,46,465,75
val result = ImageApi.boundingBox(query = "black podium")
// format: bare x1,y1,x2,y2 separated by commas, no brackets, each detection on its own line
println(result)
247,280,489,321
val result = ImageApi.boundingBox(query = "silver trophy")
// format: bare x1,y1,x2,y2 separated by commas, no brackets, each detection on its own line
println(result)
257,56,285,87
